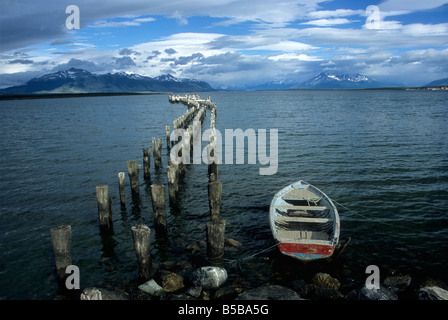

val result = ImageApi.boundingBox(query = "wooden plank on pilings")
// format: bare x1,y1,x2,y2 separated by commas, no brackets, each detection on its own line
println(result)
208,173,222,222
143,148,151,180
127,160,140,195
206,220,226,260
96,186,114,235
131,224,153,280
118,172,126,206
150,184,167,232
50,225,72,288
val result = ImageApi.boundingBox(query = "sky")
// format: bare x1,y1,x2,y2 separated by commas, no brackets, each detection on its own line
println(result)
1,0,448,89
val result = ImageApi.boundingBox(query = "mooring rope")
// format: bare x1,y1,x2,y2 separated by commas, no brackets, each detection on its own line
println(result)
224,243,279,271
330,198,418,233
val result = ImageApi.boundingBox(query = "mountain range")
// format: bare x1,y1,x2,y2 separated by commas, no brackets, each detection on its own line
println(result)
1,69,447,95
246,72,401,90
0,68,213,94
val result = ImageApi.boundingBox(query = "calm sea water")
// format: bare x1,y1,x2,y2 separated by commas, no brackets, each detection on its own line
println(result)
0,90,447,299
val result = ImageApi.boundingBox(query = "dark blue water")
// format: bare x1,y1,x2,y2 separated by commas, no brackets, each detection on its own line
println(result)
1,90,447,299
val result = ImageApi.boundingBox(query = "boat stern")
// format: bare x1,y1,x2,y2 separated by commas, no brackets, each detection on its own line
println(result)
278,242,335,261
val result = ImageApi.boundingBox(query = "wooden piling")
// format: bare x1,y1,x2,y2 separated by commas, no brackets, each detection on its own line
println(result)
127,160,139,195
131,224,153,280
150,184,167,232
143,148,151,180
208,174,222,222
152,138,162,169
167,163,178,206
96,186,114,235
118,172,126,206
166,125,171,152
50,225,72,287
206,220,226,260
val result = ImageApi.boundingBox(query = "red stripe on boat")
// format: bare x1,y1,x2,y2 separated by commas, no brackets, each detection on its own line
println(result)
279,242,334,256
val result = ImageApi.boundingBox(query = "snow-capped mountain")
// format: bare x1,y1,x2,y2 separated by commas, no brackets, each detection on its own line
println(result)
297,72,383,89
0,68,214,94
244,72,387,90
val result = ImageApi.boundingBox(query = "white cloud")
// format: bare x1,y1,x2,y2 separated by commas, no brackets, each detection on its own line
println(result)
307,9,364,19
302,18,352,26
269,53,322,61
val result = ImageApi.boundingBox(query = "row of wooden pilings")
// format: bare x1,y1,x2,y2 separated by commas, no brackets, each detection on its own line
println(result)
50,93,222,295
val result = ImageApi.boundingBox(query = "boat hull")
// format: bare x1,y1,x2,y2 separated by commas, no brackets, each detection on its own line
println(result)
278,242,335,261
269,180,340,262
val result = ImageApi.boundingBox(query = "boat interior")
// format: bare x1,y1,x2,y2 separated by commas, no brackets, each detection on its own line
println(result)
273,184,336,243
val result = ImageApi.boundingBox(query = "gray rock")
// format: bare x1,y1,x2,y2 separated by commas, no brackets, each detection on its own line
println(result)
192,266,227,290
236,285,303,300
186,285,202,298
288,280,308,297
213,286,238,300
348,286,398,300
383,274,412,293
419,286,448,300
80,287,129,300
138,279,165,296
311,273,340,290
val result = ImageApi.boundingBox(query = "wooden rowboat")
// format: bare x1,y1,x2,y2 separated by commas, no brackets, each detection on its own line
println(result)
269,181,340,261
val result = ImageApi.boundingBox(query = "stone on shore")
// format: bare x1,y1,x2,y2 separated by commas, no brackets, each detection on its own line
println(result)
80,287,129,300
191,266,228,290
236,285,303,300
138,279,165,296
419,286,448,300
348,286,398,300
307,272,344,300
383,274,412,293
158,270,185,293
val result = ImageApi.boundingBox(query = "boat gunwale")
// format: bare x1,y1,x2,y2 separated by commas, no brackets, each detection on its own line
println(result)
269,180,340,260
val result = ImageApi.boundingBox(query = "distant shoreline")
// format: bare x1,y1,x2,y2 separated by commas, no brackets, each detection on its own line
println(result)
0,91,168,101
0,86,446,101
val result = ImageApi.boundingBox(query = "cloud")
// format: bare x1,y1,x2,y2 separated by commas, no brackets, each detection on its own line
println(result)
51,39,74,46
51,58,101,72
164,48,177,55
302,18,352,26
119,48,141,56
7,59,34,64
113,56,136,69
307,9,364,19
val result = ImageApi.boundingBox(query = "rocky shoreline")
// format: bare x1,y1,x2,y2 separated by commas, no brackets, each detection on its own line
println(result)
70,262,448,301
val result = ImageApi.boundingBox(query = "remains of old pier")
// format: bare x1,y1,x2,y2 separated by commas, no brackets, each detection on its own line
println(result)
50,93,226,297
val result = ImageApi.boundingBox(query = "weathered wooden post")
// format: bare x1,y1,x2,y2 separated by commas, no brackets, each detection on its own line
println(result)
96,186,114,235
206,220,226,260
150,184,167,232
143,148,151,180
127,160,139,195
208,136,218,181
208,173,222,222
152,138,160,169
118,172,126,206
166,125,171,152
167,163,178,207
131,224,153,280
50,225,72,288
